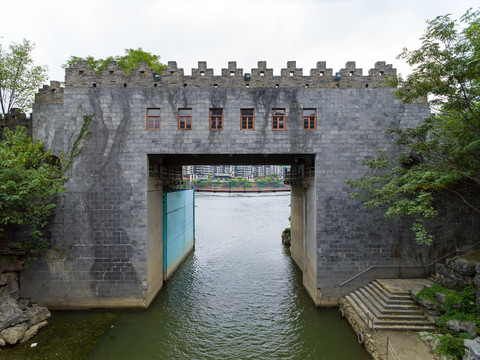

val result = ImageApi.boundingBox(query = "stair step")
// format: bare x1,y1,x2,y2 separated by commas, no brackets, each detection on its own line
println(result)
365,283,414,306
372,280,411,300
347,293,378,327
345,295,372,329
343,280,436,332
373,318,433,326
354,289,423,319
360,287,420,314
374,324,436,332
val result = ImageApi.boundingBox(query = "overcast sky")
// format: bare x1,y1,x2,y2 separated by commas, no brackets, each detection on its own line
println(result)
1,0,478,83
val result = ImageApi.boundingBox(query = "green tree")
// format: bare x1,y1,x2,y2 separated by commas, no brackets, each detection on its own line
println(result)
65,48,167,75
0,38,48,116
0,127,64,259
0,115,92,261
346,9,480,244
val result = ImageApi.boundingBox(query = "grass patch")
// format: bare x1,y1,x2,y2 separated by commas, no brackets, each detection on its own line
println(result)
416,284,480,359
0,312,118,360
435,334,468,360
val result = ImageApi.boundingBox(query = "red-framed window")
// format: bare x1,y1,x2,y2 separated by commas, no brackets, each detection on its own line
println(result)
303,109,316,130
146,108,161,130
241,109,254,130
210,108,223,130
272,109,285,130
178,108,192,130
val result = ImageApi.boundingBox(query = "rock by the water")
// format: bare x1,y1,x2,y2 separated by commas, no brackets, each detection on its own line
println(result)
20,320,48,343
0,295,28,331
0,294,50,347
26,304,51,326
0,322,28,345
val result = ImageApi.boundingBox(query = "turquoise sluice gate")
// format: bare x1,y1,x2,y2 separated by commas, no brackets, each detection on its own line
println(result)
163,189,195,279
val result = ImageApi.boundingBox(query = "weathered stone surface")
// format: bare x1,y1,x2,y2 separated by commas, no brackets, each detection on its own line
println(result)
20,320,48,344
455,259,476,276
446,319,477,336
0,295,28,331
6,280,20,299
464,338,480,360
0,272,16,286
25,304,51,326
0,256,23,272
17,298,30,311
418,296,437,311
0,322,28,345
434,292,447,312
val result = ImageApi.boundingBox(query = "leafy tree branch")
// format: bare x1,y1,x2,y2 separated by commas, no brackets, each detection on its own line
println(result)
347,8,480,245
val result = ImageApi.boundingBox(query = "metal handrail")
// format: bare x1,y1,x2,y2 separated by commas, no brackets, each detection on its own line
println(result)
340,241,480,287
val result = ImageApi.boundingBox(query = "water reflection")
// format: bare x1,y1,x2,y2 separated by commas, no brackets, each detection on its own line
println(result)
87,193,368,360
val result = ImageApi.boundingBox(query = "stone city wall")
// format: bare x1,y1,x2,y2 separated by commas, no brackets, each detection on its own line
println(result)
19,60,446,308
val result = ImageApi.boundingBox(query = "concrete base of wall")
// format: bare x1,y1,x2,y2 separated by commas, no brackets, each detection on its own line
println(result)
36,297,150,310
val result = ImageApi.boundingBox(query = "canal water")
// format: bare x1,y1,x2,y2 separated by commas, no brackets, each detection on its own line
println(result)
86,192,368,359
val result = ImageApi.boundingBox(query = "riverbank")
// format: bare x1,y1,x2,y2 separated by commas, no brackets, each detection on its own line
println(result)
0,312,118,360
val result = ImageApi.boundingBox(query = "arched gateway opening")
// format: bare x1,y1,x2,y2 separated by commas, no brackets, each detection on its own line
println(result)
146,153,317,307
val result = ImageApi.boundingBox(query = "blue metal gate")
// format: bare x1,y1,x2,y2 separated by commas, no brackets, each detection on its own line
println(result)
162,189,195,279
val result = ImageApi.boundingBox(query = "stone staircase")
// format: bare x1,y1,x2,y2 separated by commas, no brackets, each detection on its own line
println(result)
343,279,436,332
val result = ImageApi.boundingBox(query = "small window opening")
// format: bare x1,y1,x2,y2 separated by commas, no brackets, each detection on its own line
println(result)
154,83,158,87
365,84,369,88
140,71,145,75
200,71,205,76
305,84,309,88
183,83,187,87
93,83,96,88
246,84,249,88
124,83,127,88
230,71,235,77
79,70,84,75
275,84,279,88
379,71,384,76
349,71,354,77
319,71,324,77
289,71,294,76
335,83,339,88
51,89,57,93
170,71,175,75
214,84,218,88
110,70,114,75
260,71,265,76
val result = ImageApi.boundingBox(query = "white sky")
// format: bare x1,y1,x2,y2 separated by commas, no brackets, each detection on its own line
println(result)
1,0,478,83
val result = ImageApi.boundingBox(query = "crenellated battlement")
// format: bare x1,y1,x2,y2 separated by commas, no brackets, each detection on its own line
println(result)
61,60,396,90
35,81,64,103
0,108,32,139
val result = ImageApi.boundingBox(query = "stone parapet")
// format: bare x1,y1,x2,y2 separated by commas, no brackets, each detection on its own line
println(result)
34,81,64,103
63,60,395,89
